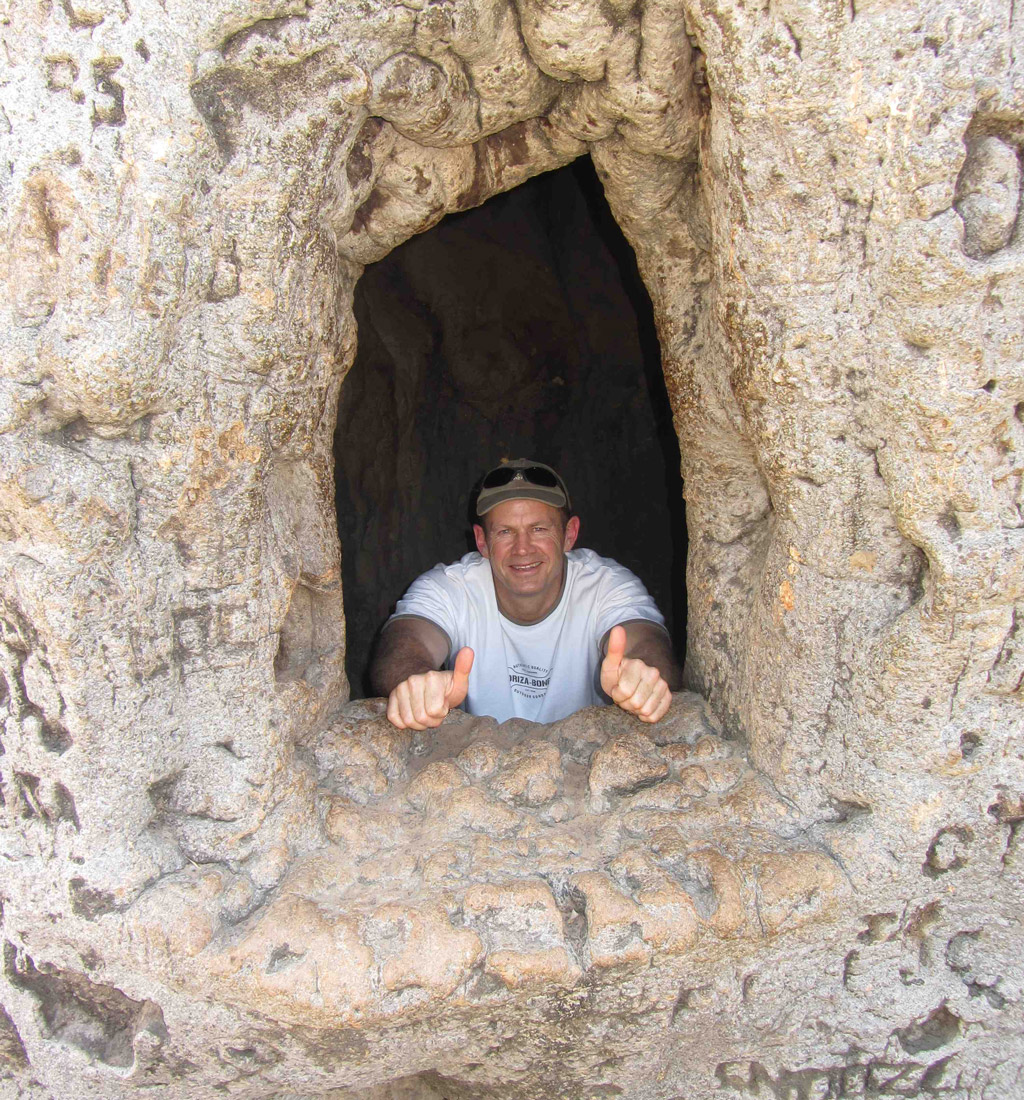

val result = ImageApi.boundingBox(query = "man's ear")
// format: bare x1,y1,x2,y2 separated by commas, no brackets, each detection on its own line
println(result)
473,523,489,558
563,515,580,551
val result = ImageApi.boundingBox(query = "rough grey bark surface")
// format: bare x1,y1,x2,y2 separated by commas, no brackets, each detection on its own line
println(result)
0,0,1021,1097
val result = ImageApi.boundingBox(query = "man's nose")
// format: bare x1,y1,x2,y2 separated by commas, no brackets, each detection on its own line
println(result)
512,530,532,553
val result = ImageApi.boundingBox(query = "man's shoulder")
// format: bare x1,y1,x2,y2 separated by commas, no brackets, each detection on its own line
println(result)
565,548,663,626
417,552,489,588
393,552,490,627
566,549,651,599
567,548,630,577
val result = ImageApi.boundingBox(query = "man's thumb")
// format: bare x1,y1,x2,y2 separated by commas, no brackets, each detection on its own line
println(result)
604,625,627,675
446,647,474,706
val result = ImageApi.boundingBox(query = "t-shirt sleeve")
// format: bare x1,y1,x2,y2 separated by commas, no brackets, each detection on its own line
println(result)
386,564,461,658
593,561,666,642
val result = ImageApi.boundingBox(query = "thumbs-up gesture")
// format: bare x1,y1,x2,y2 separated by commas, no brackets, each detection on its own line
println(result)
600,625,671,723
387,647,475,730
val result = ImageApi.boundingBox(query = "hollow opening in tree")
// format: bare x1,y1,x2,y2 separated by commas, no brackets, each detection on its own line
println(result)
334,156,687,698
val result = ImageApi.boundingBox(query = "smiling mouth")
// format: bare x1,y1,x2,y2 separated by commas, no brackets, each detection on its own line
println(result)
509,562,543,573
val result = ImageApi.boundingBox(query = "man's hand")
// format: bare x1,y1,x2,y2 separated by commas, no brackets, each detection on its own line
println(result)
386,647,474,730
600,625,672,723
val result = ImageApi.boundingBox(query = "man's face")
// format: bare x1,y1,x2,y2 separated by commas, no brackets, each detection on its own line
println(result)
473,499,580,616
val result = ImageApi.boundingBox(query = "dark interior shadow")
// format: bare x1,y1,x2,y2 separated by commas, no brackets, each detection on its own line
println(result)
336,155,688,696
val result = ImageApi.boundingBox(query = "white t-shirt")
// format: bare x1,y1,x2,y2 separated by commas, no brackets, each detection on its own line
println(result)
388,549,666,724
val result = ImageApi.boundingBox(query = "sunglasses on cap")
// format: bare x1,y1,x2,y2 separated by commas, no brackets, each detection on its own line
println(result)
481,465,562,490
476,460,572,516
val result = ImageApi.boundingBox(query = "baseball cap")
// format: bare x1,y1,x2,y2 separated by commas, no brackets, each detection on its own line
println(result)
475,459,572,516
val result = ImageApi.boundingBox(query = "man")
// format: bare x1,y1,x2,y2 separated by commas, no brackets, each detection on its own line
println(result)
371,459,682,730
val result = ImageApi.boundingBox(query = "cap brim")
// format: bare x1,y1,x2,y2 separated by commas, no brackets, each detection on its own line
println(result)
476,485,568,515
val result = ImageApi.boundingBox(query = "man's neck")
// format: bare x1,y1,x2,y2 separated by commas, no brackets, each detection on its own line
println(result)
493,558,568,625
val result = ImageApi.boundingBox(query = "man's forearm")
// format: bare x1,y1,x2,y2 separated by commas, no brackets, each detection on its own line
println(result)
369,620,447,697
621,623,683,690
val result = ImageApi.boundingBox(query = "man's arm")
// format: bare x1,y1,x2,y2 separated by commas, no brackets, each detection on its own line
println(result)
613,620,683,688
600,620,682,723
370,617,474,731
371,617,450,696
